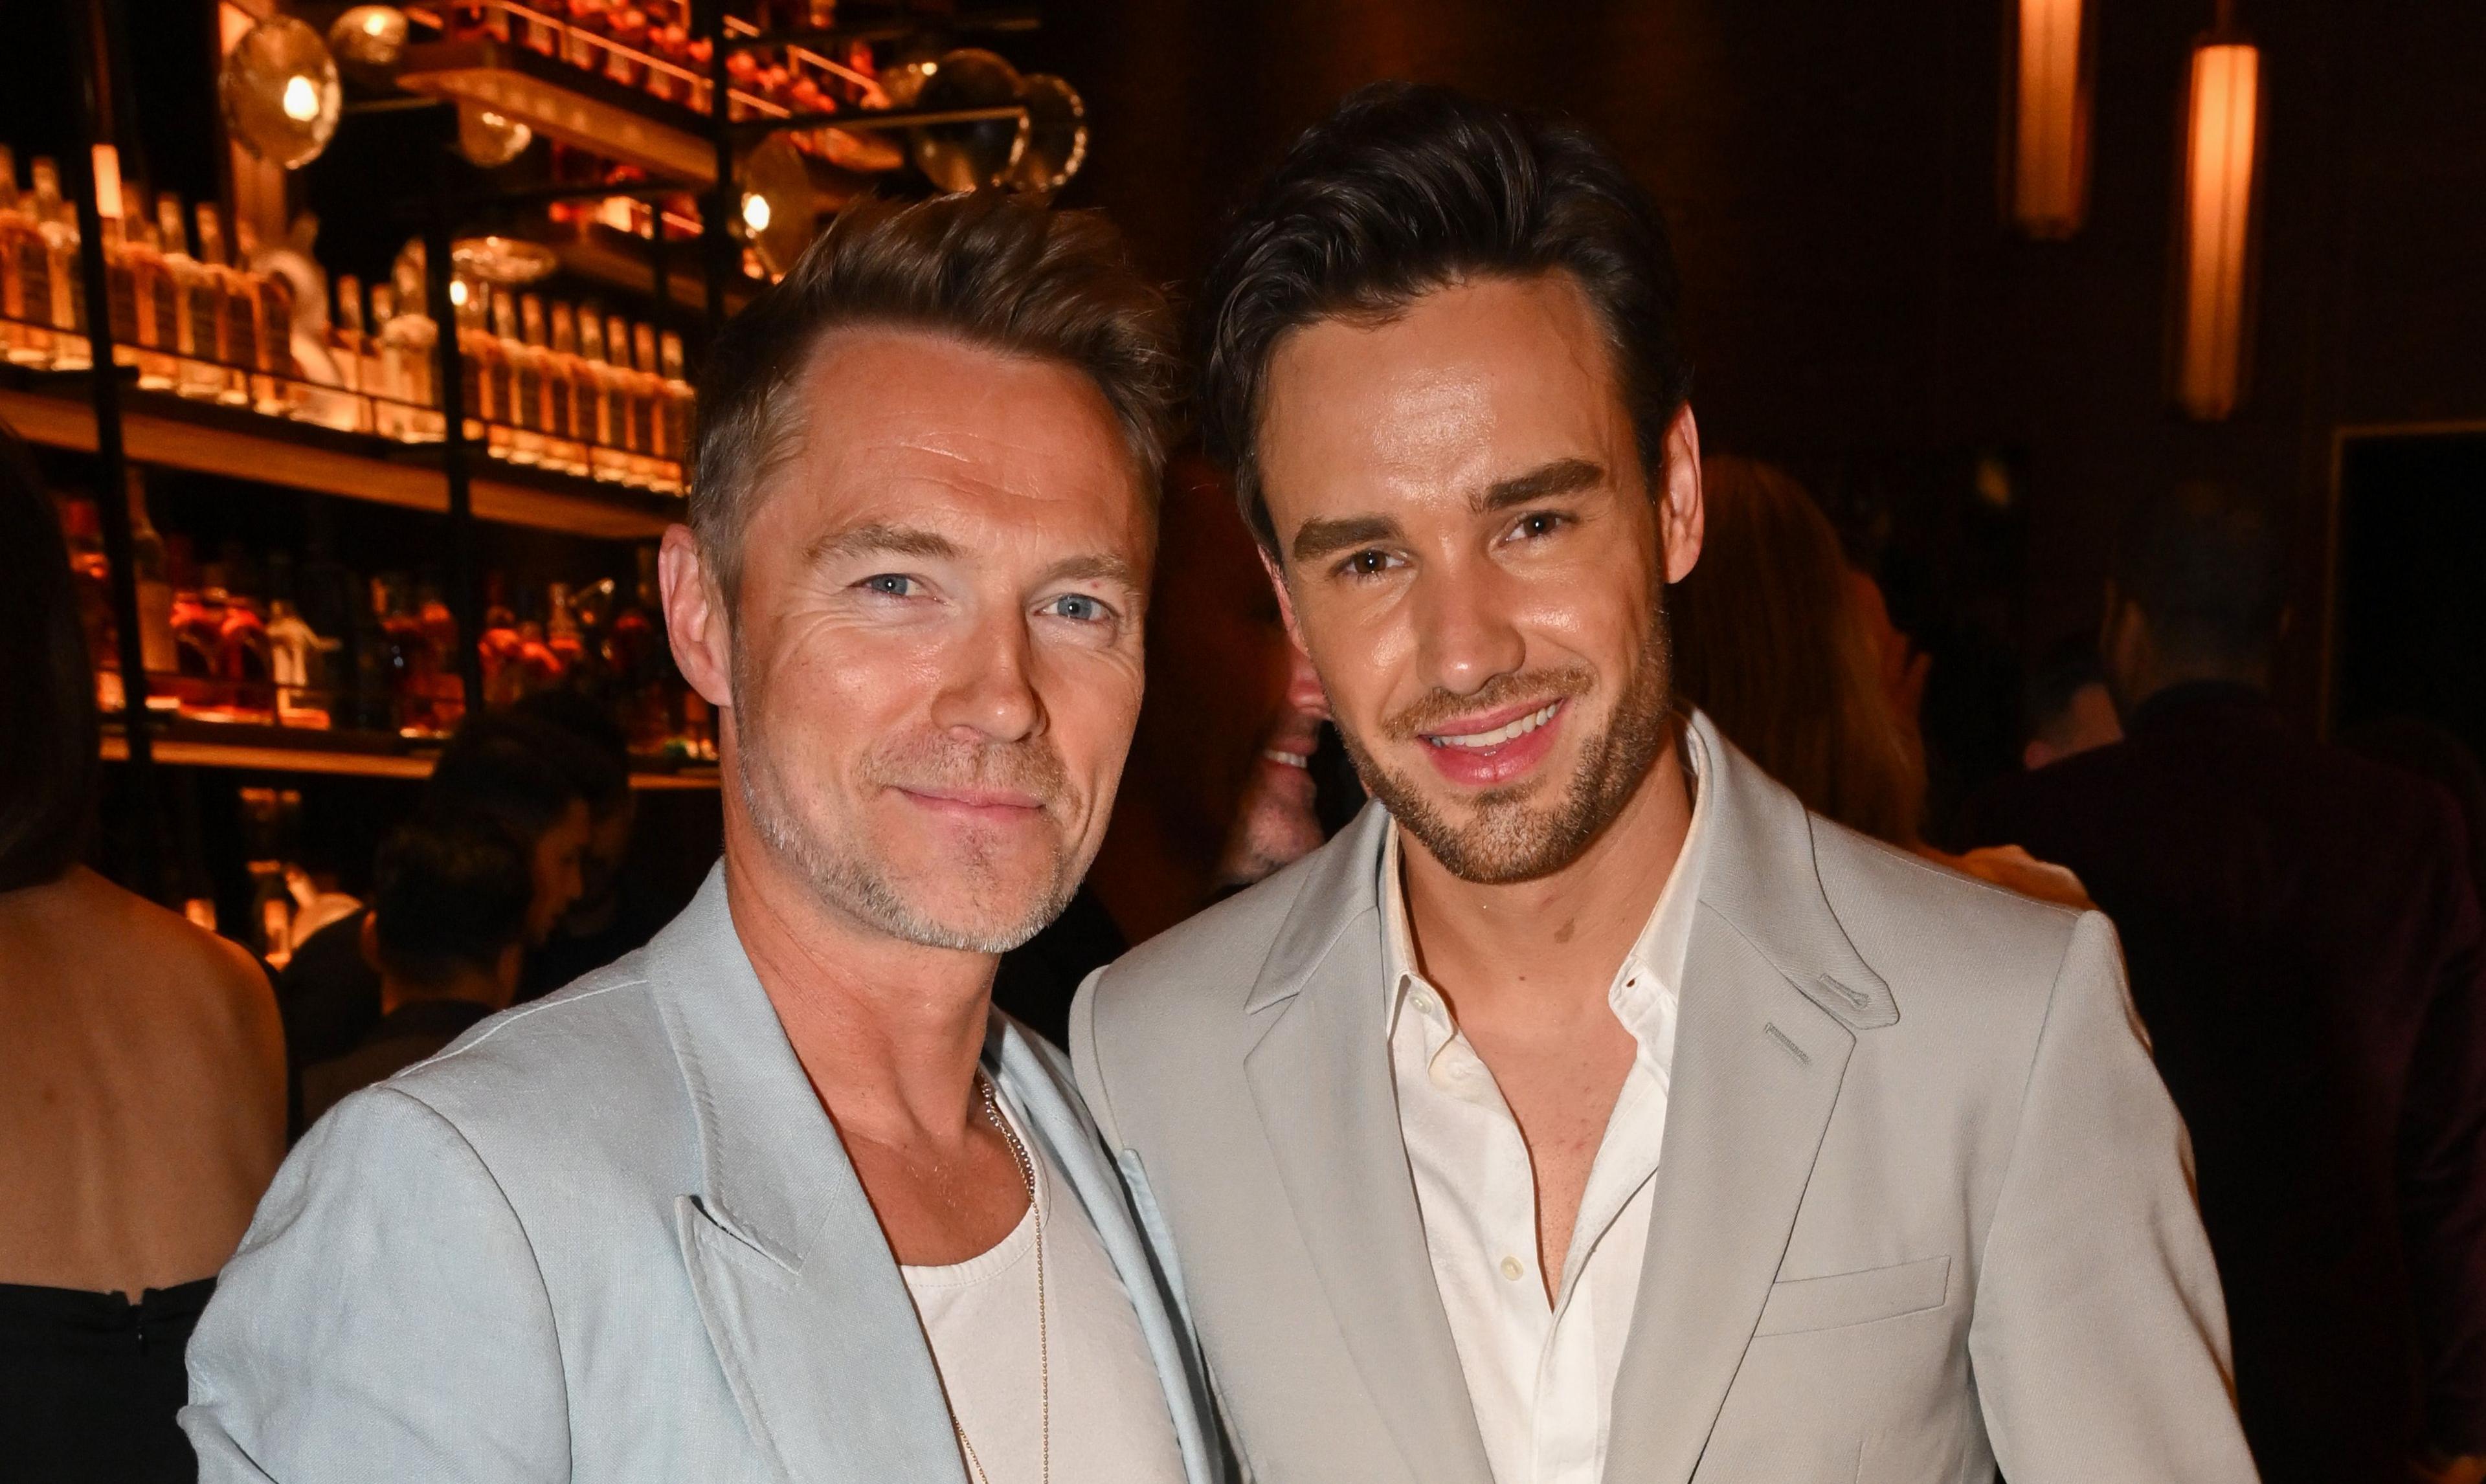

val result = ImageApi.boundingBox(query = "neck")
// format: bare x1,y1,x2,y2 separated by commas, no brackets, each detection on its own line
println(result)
1401,729,1694,1017
720,804,996,1148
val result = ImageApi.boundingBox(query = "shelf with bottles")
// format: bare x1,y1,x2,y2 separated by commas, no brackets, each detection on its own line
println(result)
0,148,699,525
60,480,719,773
398,0,919,188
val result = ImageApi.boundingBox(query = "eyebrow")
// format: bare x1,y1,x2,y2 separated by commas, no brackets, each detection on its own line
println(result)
1285,456,1608,566
1475,457,1606,514
805,522,962,566
1039,551,1142,591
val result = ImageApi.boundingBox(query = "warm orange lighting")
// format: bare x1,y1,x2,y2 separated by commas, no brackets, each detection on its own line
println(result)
90,144,122,219
2176,38,2261,420
2010,0,2088,237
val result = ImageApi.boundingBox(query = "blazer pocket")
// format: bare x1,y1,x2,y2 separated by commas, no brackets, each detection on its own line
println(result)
1753,1255,1951,1337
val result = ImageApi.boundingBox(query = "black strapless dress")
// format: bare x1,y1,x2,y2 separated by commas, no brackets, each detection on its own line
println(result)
0,1277,214,1482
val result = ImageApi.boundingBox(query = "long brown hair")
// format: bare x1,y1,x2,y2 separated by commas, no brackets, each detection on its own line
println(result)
1671,456,1925,846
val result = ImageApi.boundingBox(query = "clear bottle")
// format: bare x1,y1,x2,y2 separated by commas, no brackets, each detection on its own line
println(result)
101,190,144,375
0,146,45,365
265,552,329,729
317,271,369,431
222,215,274,411
626,321,663,488
509,292,550,465
236,217,296,415
658,329,693,494
123,469,178,689
456,280,502,452
126,209,177,390
577,309,624,482
388,241,446,442
31,159,90,372
157,194,216,397
190,203,245,402
544,301,590,476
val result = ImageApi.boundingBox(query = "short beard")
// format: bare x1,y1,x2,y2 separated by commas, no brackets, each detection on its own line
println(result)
1339,592,1676,885
730,650,1078,954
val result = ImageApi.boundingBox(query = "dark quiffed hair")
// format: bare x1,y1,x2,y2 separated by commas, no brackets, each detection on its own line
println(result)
1673,456,1925,848
691,190,1181,603
370,813,533,988
2113,481,2288,668
1198,82,1693,551
424,711,586,843
0,425,98,892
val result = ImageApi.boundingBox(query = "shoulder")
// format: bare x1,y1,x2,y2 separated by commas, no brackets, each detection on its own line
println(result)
1084,841,1325,1037
1809,815,2094,1015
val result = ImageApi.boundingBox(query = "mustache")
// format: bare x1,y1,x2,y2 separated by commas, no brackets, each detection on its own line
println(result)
866,732,1075,813
1381,666,1597,742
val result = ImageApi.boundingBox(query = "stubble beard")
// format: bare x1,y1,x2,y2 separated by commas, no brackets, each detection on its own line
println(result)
1339,592,1677,885
729,651,1081,955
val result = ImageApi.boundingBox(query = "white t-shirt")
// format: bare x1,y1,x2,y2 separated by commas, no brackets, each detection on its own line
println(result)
901,1089,1186,1484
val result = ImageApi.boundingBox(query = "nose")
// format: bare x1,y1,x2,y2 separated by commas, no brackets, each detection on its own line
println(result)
928,604,1046,744
1283,644,1329,720
1411,559,1527,699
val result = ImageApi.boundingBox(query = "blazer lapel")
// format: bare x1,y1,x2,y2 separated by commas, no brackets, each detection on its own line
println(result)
648,868,967,1484
1242,806,1497,1484
1603,722,1892,1484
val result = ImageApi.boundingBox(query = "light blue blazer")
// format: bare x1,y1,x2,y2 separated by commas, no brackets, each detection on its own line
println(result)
183,864,1224,1483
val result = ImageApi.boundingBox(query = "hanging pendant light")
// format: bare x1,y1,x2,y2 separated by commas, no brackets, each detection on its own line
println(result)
2172,4,2263,421
1007,75,1088,198
2005,0,2090,238
220,15,342,170
328,6,412,87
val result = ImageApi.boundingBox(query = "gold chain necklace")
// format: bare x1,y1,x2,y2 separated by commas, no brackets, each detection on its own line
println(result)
953,1074,1049,1484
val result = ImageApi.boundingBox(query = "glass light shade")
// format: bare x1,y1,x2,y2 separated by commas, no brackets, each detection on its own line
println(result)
2175,39,2261,420
1008,74,1088,197
2009,0,2088,238
910,49,1029,193
328,6,410,82
457,103,535,168
220,16,342,170
452,235,559,285
739,134,818,279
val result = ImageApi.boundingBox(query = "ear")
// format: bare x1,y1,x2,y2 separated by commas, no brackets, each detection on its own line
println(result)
1258,546,1312,659
1657,404,1705,585
660,524,734,711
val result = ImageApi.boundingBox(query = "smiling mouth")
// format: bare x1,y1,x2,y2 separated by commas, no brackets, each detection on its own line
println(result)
1424,700,1563,751
1261,748,1310,769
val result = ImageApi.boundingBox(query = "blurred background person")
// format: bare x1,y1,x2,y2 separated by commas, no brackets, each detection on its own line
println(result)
1674,454,2087,905
0,431,284,1483
2021,631,2125,770
273,711,590,1118
507,690,654,1000
299,814,532,1125
1964,483,2486,1484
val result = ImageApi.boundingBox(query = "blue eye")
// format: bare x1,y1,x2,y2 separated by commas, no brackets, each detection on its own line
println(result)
1050,594,1104,622
860,574,915,597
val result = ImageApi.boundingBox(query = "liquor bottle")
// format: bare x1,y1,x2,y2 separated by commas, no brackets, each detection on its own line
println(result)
309,271,368,432
126,209,177,390
168,538,222,701
122,471,178,687
390,241,447,442
0,146,45,365
544,300,590,476
55,494,119,709
598,312,644,486
372,283,426,442
101,191,143,373
235,217,297,415
625,321,663,488
31,159,90,372
215,543,275,722
155,194,213,396
658,329,693,494
460,282,506,452
478,570,524,705
191,203,249,403
265,552,332,729
546,581,588,677
577,309,624,482
510,293,551,465
372,574,431,735
224,215,276,412
414,577,465,733
295,516,363,728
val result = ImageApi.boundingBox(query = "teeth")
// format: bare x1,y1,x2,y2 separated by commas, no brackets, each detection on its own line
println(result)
1431,702,1559,750
1262,749,1310,769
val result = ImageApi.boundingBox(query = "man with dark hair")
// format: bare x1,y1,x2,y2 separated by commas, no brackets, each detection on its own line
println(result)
2020,630,2122,770
1074,84,2256,1483
186,192,1220,1484
1969,483,2486,1484
507,689,658,998
298,815,533,1125
271,710,592,1088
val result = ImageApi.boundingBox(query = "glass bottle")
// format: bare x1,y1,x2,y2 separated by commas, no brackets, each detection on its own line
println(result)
223,215,272,411
599,312,643,485
31,159,90,372
493,289,538,463
190,203,244,402
544,300,590,476
312,271,368,431
214,544,274,721
102,193,143,374
372,573,431,735
578,309,623,482
456,280,502,452
625,321,662,488
414,577,465,733
390,242,447,442
658,329,693,495
236,217,296,415
126,210,177,390
546,581,587,676
157,194,216,397
0,146,45,365
124,471,178,688
479,570,526,707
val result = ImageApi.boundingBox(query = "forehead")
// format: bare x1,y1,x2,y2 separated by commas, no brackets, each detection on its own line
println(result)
1259,272,1628,508
767,325,1147,546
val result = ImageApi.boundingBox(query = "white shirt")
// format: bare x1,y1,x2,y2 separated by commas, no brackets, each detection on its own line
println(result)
1381,717,1712,1484
901,1088,1188,1484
